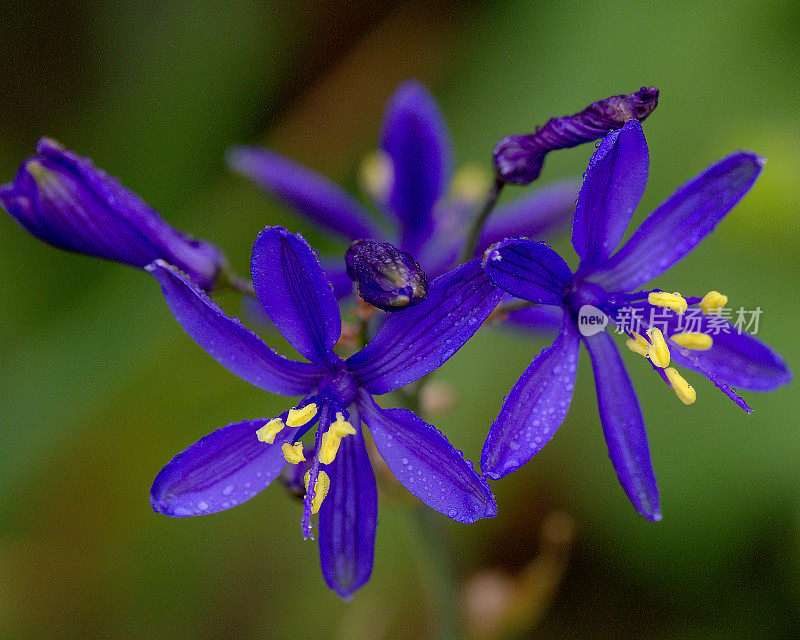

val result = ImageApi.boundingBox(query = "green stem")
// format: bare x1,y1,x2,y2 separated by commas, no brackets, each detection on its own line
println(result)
460,177,505,263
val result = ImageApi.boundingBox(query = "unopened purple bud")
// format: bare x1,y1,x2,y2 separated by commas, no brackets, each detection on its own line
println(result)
345,240,428,311
493,87,659,185
0,138,224,290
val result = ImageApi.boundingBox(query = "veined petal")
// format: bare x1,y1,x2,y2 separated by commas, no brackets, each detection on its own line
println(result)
319,410,377,600
483,238,573,305
225,146,382,241
583,330,661,521
476,179,580,255
148,261,323,395
572,120,649,268
346,259,502,395
1,138,223,289
151,419,298,517
251,227,341,365
359,393,496,523
588,152,764,292
504,304,565,333
380,80,453,253
482,316,580,478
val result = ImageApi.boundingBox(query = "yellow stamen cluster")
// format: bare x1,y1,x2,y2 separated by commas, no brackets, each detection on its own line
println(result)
670,332,713,351
304,470,331,514
645,328,670,368
450,164,492,205
664,367,696,405
648,291,688,315
625,332,650,357
318,412,358,464
256,418,285,444
699,290,728,314
286,403,318,428
282,442,306,464
359,150,393,203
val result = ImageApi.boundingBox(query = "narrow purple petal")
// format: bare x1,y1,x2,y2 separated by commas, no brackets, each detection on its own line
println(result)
482,316,580,478
583,330,661,521
572,120,649,268
318,258,354,300
346,259,502,395
319,409,377,599
226,146,383,241
476,179,580,254
251,226,342,365
1,138,223,289
148,261,323,395
151,419,298,517
483,238,573,305
588,152,764,292
359,392,496,523
380,81,453,253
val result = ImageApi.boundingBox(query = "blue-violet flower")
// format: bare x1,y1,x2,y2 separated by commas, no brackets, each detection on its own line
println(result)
149,226,500,598
0,138,224,290
481,120,790,521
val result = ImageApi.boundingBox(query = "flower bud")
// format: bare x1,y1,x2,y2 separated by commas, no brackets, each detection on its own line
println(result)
0,138,224,290
493,87,659,185
345,240,428,311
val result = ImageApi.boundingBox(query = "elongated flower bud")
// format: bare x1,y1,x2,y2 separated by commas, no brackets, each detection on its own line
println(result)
493,87,659,185
0,138,224,290
345,239,428,311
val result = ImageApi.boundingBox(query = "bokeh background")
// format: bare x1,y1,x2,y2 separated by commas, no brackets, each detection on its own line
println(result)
2,1,799,638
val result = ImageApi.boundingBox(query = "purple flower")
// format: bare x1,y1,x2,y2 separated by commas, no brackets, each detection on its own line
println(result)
0,138,224,290
148,226,500,598
225,81,578,299
481,120,790,521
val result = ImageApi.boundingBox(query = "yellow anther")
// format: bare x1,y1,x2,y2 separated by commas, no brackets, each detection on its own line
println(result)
359,150,393,203
286,403,318,428
304,470,331,514
450,163,492,205
282,442,306,464
648,291,688,314
664,367,697,405
645,328,670,368
626,332,649,357
256,418,285,444
318,413,357,465
700,290,728,314
670,332,713,351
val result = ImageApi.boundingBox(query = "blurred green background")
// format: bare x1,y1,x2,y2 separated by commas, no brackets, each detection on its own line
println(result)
1,0,798,638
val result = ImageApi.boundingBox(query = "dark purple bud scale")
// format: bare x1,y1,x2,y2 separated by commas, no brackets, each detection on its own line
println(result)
493,87,659,185
345,239,428,312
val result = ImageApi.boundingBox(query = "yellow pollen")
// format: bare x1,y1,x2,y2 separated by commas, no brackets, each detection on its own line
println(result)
450,164,492,205
318,413,357,464
256,418,285,444
664,367,697,405
648,291,688,314
645,328,670,368
304,470,331,514
358,150,393,203
700,290,728,314
670,332,713,350
286,403,318,428
626,332,650,357
282,442,306,464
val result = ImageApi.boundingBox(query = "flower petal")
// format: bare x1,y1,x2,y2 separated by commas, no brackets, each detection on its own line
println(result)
359,393,496,523
319,411,377,599
583,330,661,521
148,260,323,395
482,316,580,478
572,120,649,268
225,146,383,241
346,259,502,395
476,179,580,254
380,80,453,253
318,258,354,300
504,304,565,333
588,152,764,292
483,238,573,305
151,419,298,517
1,138,223,289
251,226,342,365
